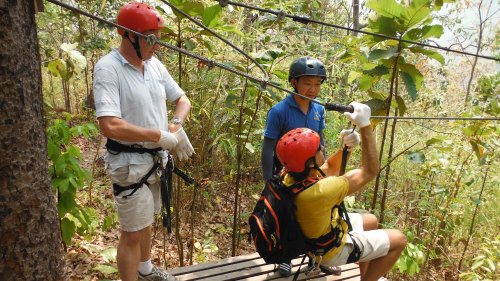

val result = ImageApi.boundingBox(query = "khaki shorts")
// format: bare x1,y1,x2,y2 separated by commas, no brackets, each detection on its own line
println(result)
111,166,162,232
322,213,390,266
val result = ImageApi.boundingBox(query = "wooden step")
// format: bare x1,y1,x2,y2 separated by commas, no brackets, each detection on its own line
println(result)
165,253,361,281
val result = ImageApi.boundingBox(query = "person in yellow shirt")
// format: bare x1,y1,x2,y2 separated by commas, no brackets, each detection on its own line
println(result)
275,102,407,281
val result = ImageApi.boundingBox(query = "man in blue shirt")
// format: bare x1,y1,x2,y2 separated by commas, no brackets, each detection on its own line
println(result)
261,56,360,276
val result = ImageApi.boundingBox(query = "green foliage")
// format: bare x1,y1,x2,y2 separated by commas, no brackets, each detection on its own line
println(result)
47,114,98,244
460,235,500,280
347,0,444,114
395,231,426,276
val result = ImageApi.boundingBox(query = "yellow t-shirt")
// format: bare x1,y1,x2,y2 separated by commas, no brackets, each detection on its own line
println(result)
282,173,349,261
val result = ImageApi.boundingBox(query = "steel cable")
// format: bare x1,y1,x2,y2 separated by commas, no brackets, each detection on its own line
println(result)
219,0,500,62
44,0,500,121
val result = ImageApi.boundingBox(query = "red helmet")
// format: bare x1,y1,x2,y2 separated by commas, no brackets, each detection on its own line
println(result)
276,128,320,173
117,2,165,36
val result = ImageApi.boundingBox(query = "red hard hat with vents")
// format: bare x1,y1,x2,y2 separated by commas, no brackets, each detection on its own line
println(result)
276,128,320,173
117,2,165,36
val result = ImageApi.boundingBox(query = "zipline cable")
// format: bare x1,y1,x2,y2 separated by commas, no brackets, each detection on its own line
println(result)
218,0,500,62
159,0,268,83
44,0,500,122
45,0,353,113
371,116,500,121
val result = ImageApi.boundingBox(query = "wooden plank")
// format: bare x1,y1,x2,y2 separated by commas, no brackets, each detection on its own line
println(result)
165,253,360,281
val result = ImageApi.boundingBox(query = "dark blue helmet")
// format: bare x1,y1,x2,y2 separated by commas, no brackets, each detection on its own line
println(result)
288,56,327,83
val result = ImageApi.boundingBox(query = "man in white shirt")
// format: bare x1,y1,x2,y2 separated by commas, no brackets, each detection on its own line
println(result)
93,2,193,280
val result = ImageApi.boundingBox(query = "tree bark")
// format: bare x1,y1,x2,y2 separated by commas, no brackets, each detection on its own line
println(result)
352,0,360,36
0,1,67,280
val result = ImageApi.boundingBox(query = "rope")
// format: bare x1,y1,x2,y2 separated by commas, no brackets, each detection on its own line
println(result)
44,0,499,122
219,1,500,62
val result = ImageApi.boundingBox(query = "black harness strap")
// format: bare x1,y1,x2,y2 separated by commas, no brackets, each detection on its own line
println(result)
113,162,160,198
106,138,161,156
106,139,194,232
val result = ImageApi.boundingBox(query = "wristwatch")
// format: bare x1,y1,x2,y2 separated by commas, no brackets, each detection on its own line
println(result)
171,117,183,125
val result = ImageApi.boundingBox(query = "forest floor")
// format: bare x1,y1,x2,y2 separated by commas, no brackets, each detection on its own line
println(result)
65,135,257,281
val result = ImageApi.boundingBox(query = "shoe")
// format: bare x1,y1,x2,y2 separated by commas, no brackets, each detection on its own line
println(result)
137,266,178,281
320,265,342,275
277,262,292,277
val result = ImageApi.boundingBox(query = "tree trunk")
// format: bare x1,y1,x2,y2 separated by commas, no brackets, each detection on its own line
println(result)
352,0,360,36
0,1,67,280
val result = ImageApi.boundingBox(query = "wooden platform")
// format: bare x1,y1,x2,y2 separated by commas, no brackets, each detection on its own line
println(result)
165,253,360,280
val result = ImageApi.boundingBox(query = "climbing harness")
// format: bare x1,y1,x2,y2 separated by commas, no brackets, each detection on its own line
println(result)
106,139,194,233
44,0,500,122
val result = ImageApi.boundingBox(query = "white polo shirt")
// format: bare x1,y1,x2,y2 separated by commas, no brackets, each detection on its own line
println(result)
93,48,184,184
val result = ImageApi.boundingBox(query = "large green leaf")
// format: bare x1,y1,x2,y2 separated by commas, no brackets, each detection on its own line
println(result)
364,65,390,76
47,59,64,77
367,16,398,37
409,47,445,64
93,264,118,274
395,95,407,115
398,63,423,90
173,1,204,18
400,72,418,101
348,71,363,84
420,25,444,40
406,25,443,41
220,25,244,37
254,49,286,63
202,4,221,28
368,48,399,60
400,0,431,29
366,0,403,18
359,75,374,91
100,247,117,262
61,217,76,245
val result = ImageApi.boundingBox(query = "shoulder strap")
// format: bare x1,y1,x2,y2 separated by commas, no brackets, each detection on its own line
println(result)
289,177,322,196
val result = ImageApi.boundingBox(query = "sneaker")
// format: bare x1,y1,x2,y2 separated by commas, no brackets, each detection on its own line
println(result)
137,266,178,281
277,262,292,277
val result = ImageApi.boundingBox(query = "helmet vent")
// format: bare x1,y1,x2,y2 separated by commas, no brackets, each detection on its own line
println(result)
307,64,314,68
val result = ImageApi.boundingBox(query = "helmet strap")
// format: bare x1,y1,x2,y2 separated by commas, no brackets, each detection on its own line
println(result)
124,32,143,60
312,161,326,177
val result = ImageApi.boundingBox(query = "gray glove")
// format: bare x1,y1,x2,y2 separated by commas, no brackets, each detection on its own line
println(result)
344,102,371,128
144,130,177,150
340,129,360,150
172,127,194,161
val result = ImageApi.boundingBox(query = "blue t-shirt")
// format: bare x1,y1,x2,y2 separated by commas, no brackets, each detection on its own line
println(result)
263,94,326,140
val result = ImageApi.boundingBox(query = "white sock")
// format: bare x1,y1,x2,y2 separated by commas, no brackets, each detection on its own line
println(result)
138,259,153,275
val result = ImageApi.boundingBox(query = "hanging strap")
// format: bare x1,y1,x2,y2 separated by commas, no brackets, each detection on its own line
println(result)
339,145,353,232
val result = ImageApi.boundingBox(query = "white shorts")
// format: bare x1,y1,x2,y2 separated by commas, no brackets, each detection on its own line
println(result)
322,213,390,266
111,166,162,232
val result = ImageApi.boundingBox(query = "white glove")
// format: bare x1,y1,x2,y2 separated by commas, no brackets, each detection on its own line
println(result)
340,129,360,150
144,130,177,150
172,127,194,161
344,102,371,128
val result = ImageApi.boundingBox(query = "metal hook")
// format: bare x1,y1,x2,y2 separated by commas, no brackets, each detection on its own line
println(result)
218,0,229,7
277,10,286,21
207,59,215,69
146,34,157,46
